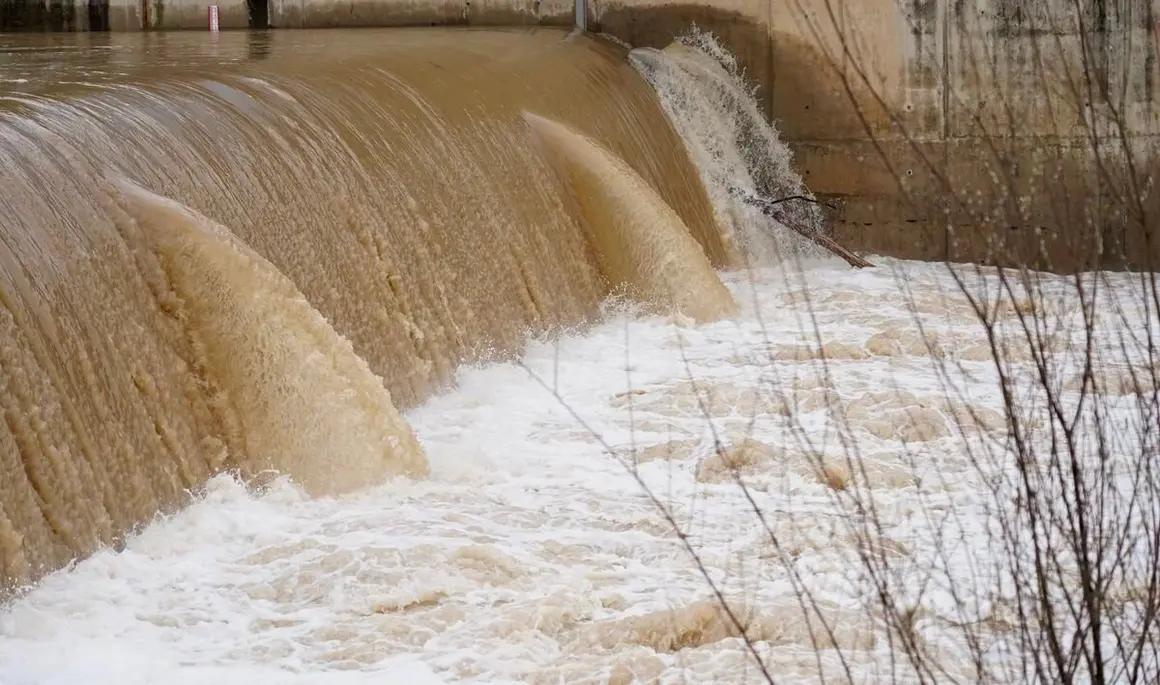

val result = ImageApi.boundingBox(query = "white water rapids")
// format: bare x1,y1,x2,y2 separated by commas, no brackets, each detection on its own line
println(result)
3,255,1155,684
2,30,1157,685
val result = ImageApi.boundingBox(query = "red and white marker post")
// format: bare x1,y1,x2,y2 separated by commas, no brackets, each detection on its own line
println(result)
208,4,220,31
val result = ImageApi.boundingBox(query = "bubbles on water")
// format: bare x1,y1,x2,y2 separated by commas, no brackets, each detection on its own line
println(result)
695,439,779,484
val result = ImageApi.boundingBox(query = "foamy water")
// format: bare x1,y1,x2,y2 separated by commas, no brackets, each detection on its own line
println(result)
2,256,1154,684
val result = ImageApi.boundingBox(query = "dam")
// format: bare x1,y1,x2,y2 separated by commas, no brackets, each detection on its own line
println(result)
2,3,1160,684
4,0,1158,266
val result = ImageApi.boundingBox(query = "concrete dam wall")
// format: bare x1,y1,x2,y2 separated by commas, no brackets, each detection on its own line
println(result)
3,0,1158,270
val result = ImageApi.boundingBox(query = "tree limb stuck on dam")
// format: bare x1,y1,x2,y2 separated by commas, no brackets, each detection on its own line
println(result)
0,29,733,594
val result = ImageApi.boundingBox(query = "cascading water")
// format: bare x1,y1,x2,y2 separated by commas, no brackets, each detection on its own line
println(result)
0,28,733,593
109,178,430,497
522,111,738,324
628,28,830,265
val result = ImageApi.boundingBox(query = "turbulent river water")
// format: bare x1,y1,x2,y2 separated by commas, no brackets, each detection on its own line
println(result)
1,25,1157,685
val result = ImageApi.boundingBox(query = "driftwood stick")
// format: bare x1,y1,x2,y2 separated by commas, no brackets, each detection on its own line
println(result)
749,194,839,211
774,214,875,269
729,188,874,269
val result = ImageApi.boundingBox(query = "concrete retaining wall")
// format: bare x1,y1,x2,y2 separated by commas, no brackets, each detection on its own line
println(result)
591,0,1160,270
0,0,248,30
4,0,577,29
264,0,572,29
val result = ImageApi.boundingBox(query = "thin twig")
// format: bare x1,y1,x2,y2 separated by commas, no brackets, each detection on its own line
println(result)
728,187,875,269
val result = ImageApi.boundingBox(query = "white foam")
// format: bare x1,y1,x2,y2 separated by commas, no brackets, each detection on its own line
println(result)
2,257,1154,684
